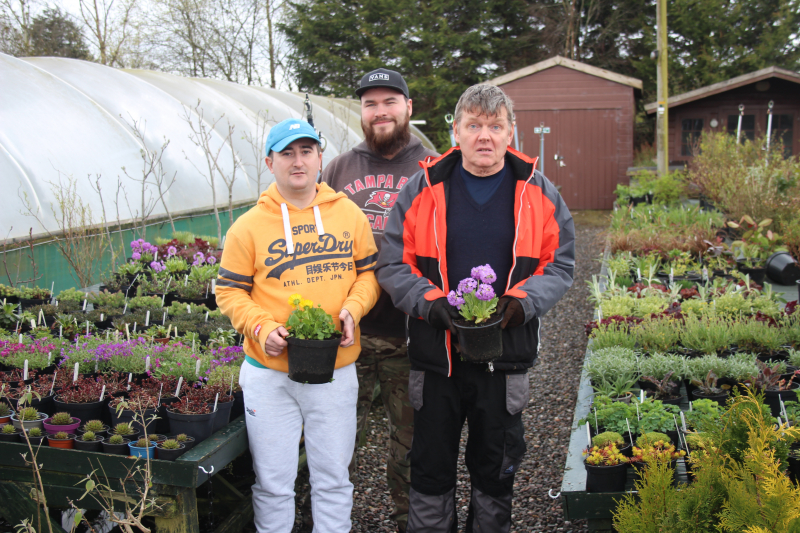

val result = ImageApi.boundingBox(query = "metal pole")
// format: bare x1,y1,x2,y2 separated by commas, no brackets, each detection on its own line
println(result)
539,123,545,175
736,104,744,145
766,100,774,153
445,114,455,148
656,0,669,176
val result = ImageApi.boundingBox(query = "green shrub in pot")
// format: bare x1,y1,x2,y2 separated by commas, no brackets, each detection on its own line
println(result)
685,399,722,431
633,318,681,354
592,431,625,448
637,400,682,434
680,316,733,355
585,346,639,385
686,354,728,383
590,323,637,351
591,372,638,401
579,396,636,434
638,352,689,381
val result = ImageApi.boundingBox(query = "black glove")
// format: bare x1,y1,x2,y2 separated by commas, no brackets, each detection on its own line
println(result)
427,297,460,336
496,296,525,329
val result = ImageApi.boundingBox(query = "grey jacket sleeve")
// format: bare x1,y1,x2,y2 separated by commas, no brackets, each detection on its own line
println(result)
513,170,575,322
375,171,445,320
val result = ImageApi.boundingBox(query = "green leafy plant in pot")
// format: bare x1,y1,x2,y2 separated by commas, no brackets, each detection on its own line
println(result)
447,265,502,363
284,294,341,384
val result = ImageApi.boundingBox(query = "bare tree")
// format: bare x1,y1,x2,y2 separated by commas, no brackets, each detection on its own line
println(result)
19,173,109,288
242,108,274,195
0,0,35,55
77,0,136,66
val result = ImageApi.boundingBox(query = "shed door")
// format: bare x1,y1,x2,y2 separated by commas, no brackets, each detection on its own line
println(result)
516,109,620,210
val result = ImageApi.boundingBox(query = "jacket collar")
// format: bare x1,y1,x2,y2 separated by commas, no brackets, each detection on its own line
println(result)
421,147,538,186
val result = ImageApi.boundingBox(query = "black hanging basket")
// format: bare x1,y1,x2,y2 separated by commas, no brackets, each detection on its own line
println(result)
286,336,341,384
453,314,504,363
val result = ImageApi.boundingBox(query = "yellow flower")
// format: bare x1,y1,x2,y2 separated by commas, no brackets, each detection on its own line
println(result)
300,299,313,310
288,293,303,307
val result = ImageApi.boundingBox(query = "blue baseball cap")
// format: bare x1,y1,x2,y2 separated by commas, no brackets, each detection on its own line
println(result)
265,118,320,155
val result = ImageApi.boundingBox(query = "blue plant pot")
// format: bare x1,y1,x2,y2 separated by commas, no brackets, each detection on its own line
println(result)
128,442,156,459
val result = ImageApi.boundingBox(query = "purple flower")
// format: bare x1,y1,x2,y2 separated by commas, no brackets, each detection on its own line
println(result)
458,277,477,295
168,246,177,257
130,241,137,249
207,256,217,265
447,290,465,308
471,264,497,284
132,252,141,260
475,284,495,301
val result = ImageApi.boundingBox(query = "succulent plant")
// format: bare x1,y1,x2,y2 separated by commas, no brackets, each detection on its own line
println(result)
592,431,625,448
83,420,105,432
135,437,150,448
160,439,180,450
175,433,188,442
148,434,159,442
2,424,17,434
50,412,74,425
19,407,40,421
81,431,96,441
0,404,11,417
108,434,124,445
28,427,43,438
636,432,672,448
52,431,70,440
113,423,134,436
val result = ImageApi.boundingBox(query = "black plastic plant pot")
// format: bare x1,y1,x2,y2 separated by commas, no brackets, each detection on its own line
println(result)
19,298,48,309
156,443,186,461
584,462,628,492
165,410,217,444
102,438,131,455
27,393,55,416
231,390,245,420
54,398,105,423
764,385,800,417
765,252,800,286
286,336,341,384
19,433,46,446
74,436,104,452
453,314,504,363
735,261,766,285
208,400,234,433
156,397,179,435
691,389,729,406
0,429,22,442
77,425,109,439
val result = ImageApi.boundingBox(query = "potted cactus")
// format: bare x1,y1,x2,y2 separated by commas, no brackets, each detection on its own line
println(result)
20,427,46,446
128,437,156,459
43,412,81,435
156,438,186,461
47,431,76,449
0,423,22,441
73,430,104,452
0,403,12,425
102,434,131,455
173,433,195,451
111,422,140,442
11,406,47,432
77,419,109,439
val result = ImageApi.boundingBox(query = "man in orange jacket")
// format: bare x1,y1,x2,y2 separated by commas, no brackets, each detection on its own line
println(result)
376,85,575,532
216,118,380,533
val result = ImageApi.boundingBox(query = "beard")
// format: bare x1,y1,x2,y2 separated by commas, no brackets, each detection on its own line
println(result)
362,112,411,157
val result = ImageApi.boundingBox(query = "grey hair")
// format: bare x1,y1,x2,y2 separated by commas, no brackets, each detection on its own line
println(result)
454,84,515,128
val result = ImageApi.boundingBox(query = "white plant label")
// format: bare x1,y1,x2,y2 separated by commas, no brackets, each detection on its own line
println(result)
184,275,188,286
30,319,36,330
59,325,63,338
99,385,106,401
47,352,51,365
162,294,166,307
157,383,163,406
23,360,28,380
125,323,130,341
83,299,87,311
73,362,79,382
680,411,687,432
669,267,674,285
229,375,234,395
50,372,57,395
625,418,633,443
51,281,55,294
19,333,23,343
640,389,645,403
187,305,191,314
637,267,641,280
146,311,150,327
86,321,90,336
211,279,216,294
195,359,202,377
146,356,151,372
213,393,219,412
175,377,183,397
163,311,167,324
133,322,137,333
123,303,128,315
192,339,196,352
100,313,104,322
585,423,592,448
205,312,209,322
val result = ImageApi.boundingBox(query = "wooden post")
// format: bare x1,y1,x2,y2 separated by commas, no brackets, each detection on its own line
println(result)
656,0,669,176
154,488,199,533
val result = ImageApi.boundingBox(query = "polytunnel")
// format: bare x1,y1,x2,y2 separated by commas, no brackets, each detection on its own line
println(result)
0,53,435,243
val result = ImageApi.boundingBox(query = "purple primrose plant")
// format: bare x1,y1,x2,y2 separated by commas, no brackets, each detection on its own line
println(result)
447,264,500,324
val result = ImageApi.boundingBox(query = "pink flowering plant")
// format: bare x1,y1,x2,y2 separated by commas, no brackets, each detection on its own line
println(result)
447,264,500,324
130,239,159,263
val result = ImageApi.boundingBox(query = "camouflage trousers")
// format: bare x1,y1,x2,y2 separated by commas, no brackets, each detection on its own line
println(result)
351,335,413,532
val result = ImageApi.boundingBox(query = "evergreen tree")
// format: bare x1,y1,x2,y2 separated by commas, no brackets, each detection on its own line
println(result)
29,7,92,60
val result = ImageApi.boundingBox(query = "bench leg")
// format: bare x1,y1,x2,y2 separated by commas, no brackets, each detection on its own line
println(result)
0,481,66,533
155,488,198,533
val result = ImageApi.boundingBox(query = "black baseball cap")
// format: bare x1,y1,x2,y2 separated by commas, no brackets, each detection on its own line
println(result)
355,68,409,99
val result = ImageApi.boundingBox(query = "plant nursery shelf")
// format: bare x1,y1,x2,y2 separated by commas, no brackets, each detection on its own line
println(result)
0,415,250,533
560,346,690,532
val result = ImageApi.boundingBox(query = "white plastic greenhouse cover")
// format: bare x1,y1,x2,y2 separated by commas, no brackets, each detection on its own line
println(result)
0,54,435,242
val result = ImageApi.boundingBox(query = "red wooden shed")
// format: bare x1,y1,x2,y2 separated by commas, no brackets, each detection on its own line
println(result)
644,66,800,162
488,56,642,210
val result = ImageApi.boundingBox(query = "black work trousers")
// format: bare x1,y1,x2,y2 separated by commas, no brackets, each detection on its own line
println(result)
407,357,529,532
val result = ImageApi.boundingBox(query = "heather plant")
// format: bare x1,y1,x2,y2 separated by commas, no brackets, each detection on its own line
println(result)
598,295,635,318
446,265,500,323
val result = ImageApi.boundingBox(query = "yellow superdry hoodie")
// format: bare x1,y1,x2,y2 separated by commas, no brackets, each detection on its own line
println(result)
215,182,380,372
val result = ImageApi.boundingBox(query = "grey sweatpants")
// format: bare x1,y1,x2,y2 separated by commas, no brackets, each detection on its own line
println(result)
239,360,358,533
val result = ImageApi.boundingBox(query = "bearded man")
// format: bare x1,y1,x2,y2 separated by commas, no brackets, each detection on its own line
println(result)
320,67,438,533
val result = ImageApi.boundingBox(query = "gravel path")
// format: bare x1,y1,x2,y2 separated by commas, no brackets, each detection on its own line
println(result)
346,217,604,533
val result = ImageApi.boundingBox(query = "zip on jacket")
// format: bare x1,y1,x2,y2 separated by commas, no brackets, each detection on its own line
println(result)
216,182,381,373
376,147,576,377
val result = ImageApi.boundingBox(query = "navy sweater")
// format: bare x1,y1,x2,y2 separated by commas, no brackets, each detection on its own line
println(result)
446,163,516,297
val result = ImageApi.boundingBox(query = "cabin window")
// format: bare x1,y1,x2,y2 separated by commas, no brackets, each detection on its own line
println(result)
681,118,703,156
727,114,755,142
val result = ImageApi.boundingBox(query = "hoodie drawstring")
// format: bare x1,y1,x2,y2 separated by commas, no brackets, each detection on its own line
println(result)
281,203,326,255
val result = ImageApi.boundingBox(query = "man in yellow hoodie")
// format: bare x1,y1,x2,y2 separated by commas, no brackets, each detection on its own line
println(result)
216,118,380,533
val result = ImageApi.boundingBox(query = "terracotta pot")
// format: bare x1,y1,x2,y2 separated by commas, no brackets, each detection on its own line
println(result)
48,434,76,449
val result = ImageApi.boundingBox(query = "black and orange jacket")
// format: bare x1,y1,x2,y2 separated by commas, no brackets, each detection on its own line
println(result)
375,147,575,377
